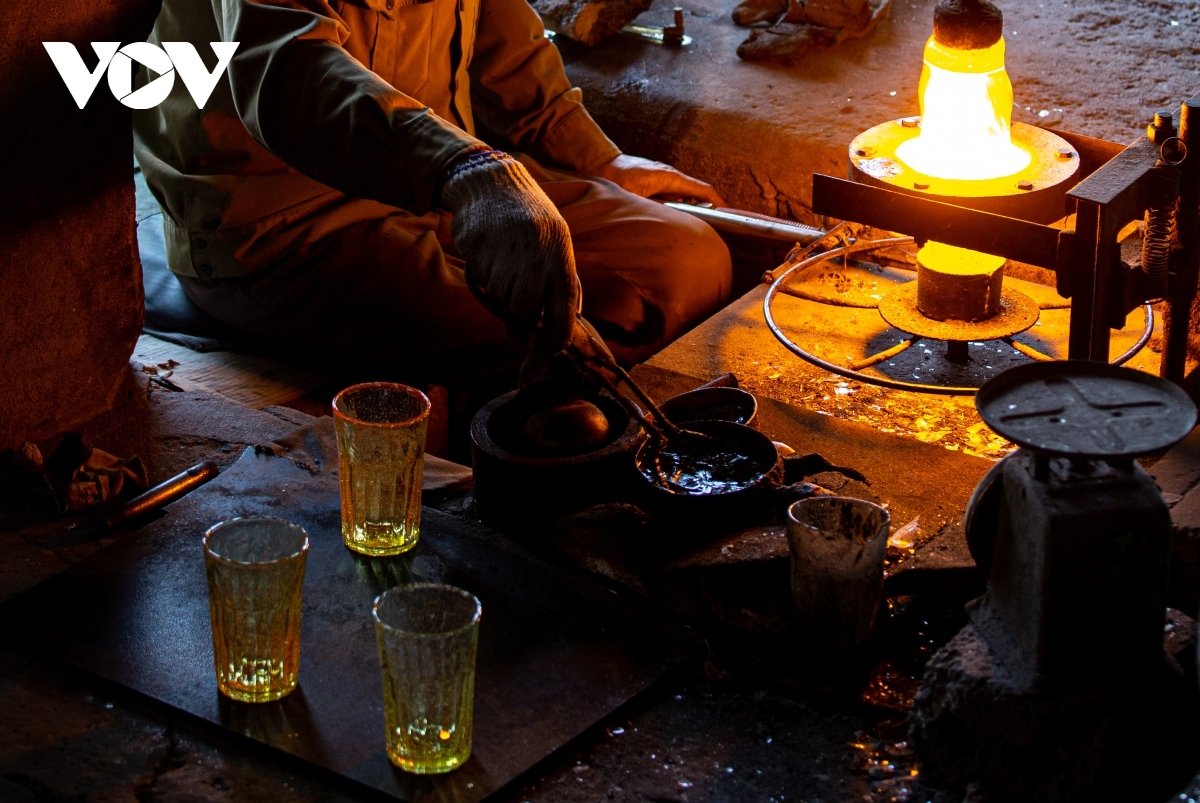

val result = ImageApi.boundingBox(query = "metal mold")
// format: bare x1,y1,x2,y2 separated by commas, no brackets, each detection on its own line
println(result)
849,120,1081,223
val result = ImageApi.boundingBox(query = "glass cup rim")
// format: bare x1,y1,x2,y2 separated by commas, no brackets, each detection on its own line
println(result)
786,496,891,539
203,516,310,566
332,382,431,429
373,583,482,638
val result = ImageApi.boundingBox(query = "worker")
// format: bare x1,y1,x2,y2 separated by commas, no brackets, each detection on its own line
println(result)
133,0,733,386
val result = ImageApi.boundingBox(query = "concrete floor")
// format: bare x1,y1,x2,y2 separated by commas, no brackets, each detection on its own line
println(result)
4,373,1200,803
560,0,1200,224
0,376,929,803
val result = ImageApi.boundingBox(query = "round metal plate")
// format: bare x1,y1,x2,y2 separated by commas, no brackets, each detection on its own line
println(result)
848,120,1080,223
878,282,1040,342
976,362,1197,458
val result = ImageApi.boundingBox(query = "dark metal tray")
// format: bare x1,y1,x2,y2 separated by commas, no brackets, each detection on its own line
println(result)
0,442,671,802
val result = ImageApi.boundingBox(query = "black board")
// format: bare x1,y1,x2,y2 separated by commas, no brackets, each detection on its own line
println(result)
0,440,670,802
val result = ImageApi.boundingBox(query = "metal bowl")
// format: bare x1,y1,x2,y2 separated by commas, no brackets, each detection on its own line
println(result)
632,420,783,545
471,383,646,533
659,386,758,427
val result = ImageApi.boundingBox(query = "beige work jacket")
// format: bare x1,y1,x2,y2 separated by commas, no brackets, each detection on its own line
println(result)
133,0,620,279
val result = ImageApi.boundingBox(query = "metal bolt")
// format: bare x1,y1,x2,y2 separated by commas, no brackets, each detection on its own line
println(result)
914,181,930,190
1017,180,1034,191
855,147,875,158
900,117,920,128
1148,110,1178,143
1056,148,1075,160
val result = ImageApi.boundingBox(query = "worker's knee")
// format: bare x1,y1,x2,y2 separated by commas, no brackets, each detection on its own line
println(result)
578,205,731,363
653,209,733,337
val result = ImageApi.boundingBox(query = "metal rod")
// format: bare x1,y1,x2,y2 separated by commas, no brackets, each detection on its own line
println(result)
1164,95,1200,383
846,337,919,370
1002,337,1054,362
946,340,970,364
773,283,882,309
663,202,825,244
100,461,220,529
566,326,685,440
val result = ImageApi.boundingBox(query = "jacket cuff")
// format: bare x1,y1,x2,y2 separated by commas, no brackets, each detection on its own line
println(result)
399,111,491,214
535,90,621,174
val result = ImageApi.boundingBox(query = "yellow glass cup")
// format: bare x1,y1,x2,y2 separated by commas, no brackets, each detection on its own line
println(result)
333,383,430,556
374,584,481,774
204,517,309,703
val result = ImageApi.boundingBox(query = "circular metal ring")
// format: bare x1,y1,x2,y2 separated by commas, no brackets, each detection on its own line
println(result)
1160,137,1188,166
763,240,1155,396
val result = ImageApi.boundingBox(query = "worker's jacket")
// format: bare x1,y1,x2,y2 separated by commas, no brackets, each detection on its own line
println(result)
133,0,620,279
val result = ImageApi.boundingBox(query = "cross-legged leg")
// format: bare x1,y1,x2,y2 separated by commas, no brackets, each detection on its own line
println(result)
178,159,732,383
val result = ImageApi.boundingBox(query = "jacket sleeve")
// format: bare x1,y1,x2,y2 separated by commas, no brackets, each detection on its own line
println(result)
467,0,621,174
214,0,485,214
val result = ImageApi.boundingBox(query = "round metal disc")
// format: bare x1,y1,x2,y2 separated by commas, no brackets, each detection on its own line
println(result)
976,362,1197,458
878,282,1040,342
848,120,1080,224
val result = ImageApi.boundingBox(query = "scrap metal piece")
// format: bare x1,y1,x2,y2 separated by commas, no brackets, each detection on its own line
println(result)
622,7,691,45
846,336,919,371
536,0,654,46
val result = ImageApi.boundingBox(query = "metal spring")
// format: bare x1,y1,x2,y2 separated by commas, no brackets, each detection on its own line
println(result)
1141,160,1180,292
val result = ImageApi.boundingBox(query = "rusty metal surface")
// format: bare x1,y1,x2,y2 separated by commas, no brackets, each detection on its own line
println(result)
878,283,1040,342
0,437,673,803
812,174,1063,269
976,362,1197,458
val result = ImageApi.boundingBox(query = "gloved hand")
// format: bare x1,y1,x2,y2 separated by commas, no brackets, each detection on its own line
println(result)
438,151,581,348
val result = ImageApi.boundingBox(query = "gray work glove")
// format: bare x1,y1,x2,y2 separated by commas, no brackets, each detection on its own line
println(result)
439,151,581,349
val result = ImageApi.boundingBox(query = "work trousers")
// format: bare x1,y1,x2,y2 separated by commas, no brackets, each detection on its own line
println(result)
179,157,733,387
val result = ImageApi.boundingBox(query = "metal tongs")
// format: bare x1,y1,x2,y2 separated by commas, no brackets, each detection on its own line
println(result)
465,280,713,484
564,315,715,453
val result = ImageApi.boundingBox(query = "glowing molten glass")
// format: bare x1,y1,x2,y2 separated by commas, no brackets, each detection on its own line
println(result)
894,37,1031,181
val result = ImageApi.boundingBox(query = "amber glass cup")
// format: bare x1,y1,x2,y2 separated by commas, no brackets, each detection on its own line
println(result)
374,584,481,774
204,517,309,703
333,383,430,556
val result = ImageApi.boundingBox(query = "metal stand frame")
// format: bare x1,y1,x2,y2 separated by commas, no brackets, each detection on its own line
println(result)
809,92,1200,395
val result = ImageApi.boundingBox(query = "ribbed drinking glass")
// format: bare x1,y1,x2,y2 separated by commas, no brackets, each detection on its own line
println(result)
787,496,890,649
333,382,430,556
204,517,309,702
374,584,481,774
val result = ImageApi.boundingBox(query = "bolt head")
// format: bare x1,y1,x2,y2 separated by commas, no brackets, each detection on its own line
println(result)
913,181,930,190
1017,180,1034,191
900,117,920,128
1056,148,1075,160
